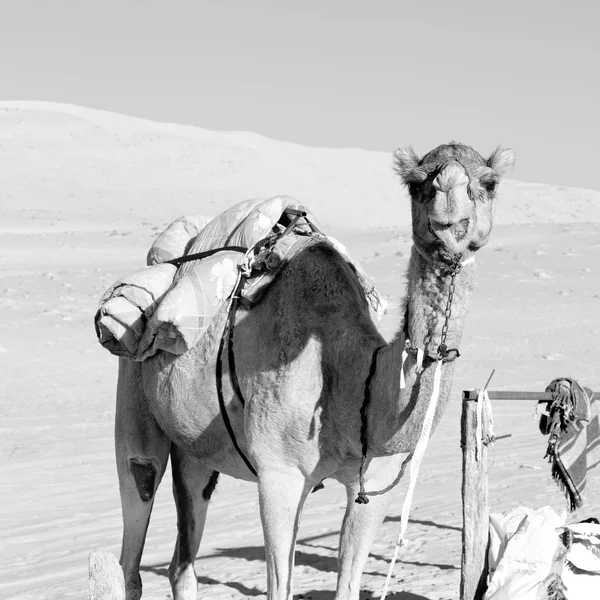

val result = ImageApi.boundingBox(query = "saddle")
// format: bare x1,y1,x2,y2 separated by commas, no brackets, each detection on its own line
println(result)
95,196,386,361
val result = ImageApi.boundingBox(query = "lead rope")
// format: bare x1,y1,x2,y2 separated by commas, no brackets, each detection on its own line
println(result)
380,358,444,600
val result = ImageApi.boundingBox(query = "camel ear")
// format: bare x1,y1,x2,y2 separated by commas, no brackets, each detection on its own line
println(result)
487,148,515,177
393,147,427,185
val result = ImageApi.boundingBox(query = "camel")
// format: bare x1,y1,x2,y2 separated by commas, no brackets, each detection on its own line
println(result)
114,142,514,600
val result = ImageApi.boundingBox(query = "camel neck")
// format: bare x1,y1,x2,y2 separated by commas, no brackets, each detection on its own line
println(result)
367,245,477,456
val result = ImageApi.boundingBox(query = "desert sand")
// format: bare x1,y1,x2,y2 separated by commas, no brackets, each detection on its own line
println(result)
1,102,599,600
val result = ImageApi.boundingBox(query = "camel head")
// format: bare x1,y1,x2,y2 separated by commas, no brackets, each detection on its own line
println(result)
394,142,515,263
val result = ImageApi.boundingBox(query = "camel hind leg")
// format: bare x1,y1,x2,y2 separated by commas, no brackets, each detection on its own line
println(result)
168,445,219,600
116,358,171,600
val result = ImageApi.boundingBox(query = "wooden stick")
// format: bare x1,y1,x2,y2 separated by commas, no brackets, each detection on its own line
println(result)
460,397,489,600
462,390,554,401
482,369,496,392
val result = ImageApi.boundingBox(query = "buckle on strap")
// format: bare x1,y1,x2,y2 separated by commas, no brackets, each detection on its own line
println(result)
437,344,461,363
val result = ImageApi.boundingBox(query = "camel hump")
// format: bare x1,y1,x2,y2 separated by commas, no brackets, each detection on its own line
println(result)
88,550,126,600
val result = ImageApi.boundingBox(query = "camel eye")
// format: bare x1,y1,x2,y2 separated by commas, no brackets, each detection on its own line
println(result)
408,183,421,199
483,180,497,194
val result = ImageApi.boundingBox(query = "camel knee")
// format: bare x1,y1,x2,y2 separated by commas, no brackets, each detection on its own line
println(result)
129,458,158,502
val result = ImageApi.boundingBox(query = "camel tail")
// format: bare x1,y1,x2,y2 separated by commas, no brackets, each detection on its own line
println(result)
89,550,125,600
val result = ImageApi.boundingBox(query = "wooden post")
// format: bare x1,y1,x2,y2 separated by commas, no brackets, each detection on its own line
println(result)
460,395,489,600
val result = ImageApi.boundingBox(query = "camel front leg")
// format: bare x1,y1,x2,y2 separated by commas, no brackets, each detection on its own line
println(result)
335,454,408,600
169,444,219,600
116,359,171,600
258,469,312,600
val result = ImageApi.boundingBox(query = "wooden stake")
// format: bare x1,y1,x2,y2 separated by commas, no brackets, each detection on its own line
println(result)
89,550,125,600
482,369,496,393
460,396,489,600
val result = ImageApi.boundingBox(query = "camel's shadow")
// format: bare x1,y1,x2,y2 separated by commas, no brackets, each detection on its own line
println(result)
140,513,457,599
138,564,431,600
190,543,456,574
297,593,430,600
139,517,454,599
141,543,447,598
386,517,461,532
139,565,265,597
368,594,431,600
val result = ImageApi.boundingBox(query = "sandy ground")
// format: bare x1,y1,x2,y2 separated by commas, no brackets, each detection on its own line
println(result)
1,104,600,600
1,220,599,600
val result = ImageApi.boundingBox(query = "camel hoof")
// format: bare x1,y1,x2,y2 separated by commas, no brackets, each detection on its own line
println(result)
89,550,126,600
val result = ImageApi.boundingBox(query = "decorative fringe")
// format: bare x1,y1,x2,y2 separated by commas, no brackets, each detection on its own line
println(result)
550,461,582,511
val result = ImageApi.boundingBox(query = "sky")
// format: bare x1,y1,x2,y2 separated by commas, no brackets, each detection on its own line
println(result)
1,0,599,190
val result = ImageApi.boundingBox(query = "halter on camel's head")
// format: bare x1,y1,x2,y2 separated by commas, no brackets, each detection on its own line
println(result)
394,142,515,267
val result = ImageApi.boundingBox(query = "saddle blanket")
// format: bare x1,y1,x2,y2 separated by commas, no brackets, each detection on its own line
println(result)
95,196,387,361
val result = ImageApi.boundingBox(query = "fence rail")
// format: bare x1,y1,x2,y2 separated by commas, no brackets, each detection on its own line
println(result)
462,390,554,401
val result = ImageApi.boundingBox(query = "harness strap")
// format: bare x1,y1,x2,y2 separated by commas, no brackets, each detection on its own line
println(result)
165,245,248,268
171,213,322,477
226,277,248,407
212,224,314,476
215,302,257,476
209,217,319,476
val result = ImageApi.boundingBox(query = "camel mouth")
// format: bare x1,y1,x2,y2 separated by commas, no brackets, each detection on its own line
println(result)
450,218,470,241
428,217,473,257
429,218,470,242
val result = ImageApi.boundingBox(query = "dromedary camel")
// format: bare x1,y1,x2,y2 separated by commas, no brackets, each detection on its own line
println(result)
115,142,514,600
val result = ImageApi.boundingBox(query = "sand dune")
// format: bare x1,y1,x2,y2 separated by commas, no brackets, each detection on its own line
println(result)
1,103,599,599
1,102,599,232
